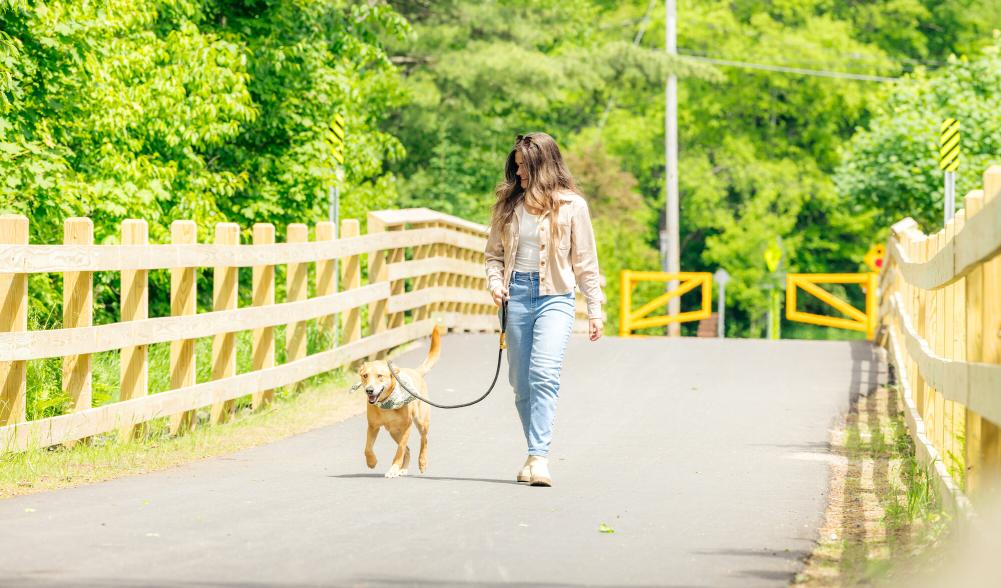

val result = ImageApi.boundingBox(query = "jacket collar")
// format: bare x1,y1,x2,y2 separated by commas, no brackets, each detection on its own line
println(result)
515,191,575,223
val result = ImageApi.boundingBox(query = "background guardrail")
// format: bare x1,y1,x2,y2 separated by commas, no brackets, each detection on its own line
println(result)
618,271,712,337
0,208,593,452
786,273,879,339
877,164,1001,518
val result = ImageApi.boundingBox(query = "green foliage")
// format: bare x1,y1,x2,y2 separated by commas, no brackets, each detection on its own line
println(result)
1,0,408,323
0,1,407,247
836,42,1001,232
386,0,997,335
2,0,999,340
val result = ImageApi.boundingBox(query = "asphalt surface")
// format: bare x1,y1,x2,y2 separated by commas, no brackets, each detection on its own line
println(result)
0,334,885,587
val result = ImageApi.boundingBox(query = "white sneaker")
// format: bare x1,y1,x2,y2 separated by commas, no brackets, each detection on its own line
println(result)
527,456,552,487
516,456,532,483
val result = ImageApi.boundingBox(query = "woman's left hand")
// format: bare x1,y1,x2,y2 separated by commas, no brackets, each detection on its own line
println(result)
588,318,603,341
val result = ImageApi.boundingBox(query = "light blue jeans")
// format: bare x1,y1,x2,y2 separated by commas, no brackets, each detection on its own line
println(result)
501,270,576,457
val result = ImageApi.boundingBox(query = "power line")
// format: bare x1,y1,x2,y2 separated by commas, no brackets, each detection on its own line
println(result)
679,54,905,83
679,46,947,71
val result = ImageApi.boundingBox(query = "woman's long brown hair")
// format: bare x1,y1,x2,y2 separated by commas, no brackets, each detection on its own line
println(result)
490,132,578,245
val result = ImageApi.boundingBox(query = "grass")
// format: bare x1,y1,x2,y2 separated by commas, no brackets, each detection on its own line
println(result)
2,362,367,499
7,300,414,500
792,385,952,587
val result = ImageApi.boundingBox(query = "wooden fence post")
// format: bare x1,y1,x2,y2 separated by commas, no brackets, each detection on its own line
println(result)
340,219,361,345
63,218,93,445
965,190,986,495
210,223,240,424
0,215,28,427
387,224,406,332
948,211,964,486
908,231,926,417
932,232,945,453
411,222,431,321
428,223,444,320
367,214,388,359
169,220,197,435
977,166,1001,497
316,221,336,348
252,223,276,410
120,219,148,441
286,224,309,367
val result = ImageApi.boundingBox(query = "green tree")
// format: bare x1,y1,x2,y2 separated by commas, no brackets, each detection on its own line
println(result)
836,41,1001,232
1,0,409,319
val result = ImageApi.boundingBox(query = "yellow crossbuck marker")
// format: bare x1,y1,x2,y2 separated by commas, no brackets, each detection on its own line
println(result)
939,118,960,172
619,270,712,336
785,273,878,339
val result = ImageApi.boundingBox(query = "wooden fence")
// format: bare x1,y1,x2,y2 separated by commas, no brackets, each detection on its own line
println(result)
877,164,1001,517
0,208,592,452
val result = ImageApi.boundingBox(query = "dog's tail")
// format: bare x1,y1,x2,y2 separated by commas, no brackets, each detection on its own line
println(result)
416,323,442,376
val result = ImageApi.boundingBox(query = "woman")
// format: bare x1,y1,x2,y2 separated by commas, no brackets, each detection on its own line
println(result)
484,132,605,487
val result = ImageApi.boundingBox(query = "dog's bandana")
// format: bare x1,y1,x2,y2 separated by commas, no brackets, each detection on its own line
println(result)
376,370,419,410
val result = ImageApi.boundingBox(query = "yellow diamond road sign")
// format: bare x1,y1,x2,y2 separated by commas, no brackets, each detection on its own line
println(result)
764,240,782,272
327,113,345,166
939,118,959,172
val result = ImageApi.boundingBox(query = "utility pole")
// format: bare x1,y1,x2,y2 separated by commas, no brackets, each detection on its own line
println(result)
664,0,681,336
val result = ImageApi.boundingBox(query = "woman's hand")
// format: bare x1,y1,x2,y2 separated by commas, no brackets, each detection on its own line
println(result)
588,318,603,341
491,285,509,307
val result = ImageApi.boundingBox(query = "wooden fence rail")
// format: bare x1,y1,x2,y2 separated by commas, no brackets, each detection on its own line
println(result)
0,208,592,452
877,164,1001,518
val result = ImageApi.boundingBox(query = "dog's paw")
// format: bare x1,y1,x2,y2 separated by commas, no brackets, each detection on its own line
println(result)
365,452,377,469
384,467,401,478
419,460,427,473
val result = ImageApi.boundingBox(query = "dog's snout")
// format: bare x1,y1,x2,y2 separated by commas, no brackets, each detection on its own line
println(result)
365,385,375,393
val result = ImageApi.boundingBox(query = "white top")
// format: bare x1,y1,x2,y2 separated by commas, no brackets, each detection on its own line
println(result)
513,205,541,272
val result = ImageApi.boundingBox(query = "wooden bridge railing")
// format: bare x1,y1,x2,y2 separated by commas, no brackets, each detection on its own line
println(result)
0,208,592,452
877,164,1001,517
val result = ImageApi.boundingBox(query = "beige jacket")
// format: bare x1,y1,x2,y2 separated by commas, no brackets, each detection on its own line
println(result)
484,191,605,320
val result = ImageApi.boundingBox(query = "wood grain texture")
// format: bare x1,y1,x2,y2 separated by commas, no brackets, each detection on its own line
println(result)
252,223,276,410
316,221,337,349
978,166,1001,496
0,320,436,452
169,220,198,435
62,218,93,416
0,215,28,426
367,213,388,360
120,219,149,441
210,223,240,425
0,227,486,273
0,283,390,362
965,192,987,495
340,219,361,346
886,181,1001,290
285,224,309,373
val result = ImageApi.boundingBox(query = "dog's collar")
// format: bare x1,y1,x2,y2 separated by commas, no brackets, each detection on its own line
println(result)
376,370,418,410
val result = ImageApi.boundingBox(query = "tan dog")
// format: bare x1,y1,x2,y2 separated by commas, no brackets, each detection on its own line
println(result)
352,324,441,478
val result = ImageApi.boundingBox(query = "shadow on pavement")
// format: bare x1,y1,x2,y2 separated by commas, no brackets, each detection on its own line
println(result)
331,473,522,485
1,577,709,588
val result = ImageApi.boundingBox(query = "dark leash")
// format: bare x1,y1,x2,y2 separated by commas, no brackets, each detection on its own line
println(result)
386,298,508,409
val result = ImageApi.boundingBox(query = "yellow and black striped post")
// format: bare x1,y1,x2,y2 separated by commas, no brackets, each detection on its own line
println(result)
327,113,346,167
939,118,959,223
324,112,347,345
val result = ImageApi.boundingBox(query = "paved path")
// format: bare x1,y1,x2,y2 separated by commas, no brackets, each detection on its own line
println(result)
0,334,884,587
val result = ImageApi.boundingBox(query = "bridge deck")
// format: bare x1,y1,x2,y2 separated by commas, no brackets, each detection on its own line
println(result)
0,334,884,587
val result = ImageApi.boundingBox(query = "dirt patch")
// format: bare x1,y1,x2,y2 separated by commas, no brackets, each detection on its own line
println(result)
791,386,949,587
